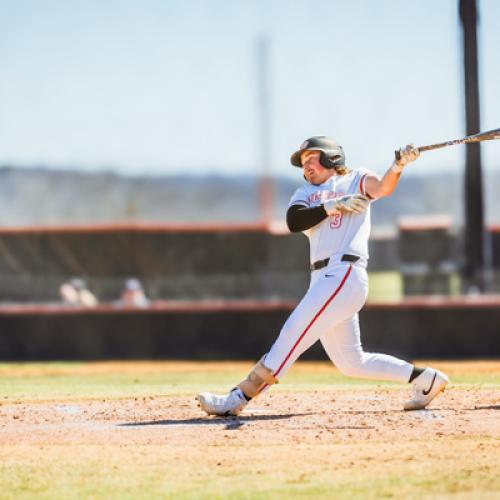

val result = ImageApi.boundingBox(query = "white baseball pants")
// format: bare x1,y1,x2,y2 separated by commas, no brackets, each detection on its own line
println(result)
263,261,413,383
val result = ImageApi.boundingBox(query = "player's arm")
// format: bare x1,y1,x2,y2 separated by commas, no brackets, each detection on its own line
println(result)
364,145,419,199
287,195,370,232
286,204,327,232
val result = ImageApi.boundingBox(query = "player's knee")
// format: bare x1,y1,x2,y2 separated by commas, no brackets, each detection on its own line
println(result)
334,351,368,378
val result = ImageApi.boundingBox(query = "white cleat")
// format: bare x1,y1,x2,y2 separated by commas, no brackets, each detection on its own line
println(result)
196,388,248,416
404,368,449,411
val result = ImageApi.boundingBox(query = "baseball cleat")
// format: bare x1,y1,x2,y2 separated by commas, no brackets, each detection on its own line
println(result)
404,368,449,411
196,388,248,416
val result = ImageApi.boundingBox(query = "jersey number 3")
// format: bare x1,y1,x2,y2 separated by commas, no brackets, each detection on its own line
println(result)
330,213,343,229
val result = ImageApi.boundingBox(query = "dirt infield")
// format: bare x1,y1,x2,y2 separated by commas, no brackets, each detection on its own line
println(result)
0,361,499,498
1,388,498,446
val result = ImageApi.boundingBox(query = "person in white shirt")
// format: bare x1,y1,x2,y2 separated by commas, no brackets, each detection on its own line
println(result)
197,136,448,416
60,277,98,308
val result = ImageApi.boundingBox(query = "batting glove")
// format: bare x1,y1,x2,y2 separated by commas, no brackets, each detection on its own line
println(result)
324,194,370,215
394,144,420,172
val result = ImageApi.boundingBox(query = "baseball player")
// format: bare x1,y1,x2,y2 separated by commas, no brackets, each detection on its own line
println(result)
197,136,449,416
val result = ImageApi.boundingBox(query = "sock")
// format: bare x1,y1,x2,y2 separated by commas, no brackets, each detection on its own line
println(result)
408,367,425,383
232,387,251,401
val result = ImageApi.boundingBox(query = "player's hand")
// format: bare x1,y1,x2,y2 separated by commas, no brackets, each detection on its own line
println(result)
394,144,420,171
324,194,370,216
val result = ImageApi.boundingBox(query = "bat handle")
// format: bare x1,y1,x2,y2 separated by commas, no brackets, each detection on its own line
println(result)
394,149,401,162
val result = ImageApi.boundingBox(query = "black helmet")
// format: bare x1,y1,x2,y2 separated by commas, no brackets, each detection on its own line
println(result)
290,136,346,169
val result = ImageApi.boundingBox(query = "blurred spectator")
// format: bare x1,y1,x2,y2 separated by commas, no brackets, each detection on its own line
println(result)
60,278,98,307
118,278,150,308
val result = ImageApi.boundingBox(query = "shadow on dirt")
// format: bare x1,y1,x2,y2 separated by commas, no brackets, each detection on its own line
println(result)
118,412,313,430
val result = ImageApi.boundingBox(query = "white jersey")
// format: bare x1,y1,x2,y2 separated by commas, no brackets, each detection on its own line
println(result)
288,168,373,265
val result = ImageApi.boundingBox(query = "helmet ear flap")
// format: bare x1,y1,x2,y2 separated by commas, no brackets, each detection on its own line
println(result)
319,152,344,169
319,152,332,169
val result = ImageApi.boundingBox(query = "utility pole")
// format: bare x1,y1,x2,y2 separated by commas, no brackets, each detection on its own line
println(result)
256,35,273,225
459,0,485,292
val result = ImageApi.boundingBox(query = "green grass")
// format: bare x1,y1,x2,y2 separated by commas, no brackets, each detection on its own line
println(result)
1,361,499,402
366,271,464,301
1,439,498,499
367,271,402,302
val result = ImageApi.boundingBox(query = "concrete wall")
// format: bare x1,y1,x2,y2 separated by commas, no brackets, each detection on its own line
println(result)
0,299,498,361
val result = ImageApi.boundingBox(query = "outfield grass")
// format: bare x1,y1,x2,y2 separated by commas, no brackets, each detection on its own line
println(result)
366,271,463,301
367,271,402,302
1,361,499,402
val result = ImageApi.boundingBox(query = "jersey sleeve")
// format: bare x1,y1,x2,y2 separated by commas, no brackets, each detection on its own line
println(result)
355,168,378,199
288,186,310,208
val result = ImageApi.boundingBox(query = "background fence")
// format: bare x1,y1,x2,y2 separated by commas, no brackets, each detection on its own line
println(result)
0,223,499,360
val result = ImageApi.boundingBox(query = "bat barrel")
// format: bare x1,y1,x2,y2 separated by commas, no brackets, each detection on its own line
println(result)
394,127,499,161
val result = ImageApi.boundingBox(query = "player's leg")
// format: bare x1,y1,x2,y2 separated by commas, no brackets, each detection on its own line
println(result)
196,356,277,416
197,263,364,416
263,263,366,380
320,315,448,409
320,314,413,382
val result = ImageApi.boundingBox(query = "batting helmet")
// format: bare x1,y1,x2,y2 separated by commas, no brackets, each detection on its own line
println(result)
290,136,346,169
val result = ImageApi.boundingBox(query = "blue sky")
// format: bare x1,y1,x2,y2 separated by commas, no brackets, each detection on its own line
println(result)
0,0,499,177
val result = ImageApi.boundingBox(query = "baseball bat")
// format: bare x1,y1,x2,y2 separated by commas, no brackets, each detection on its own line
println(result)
395,127,500,161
